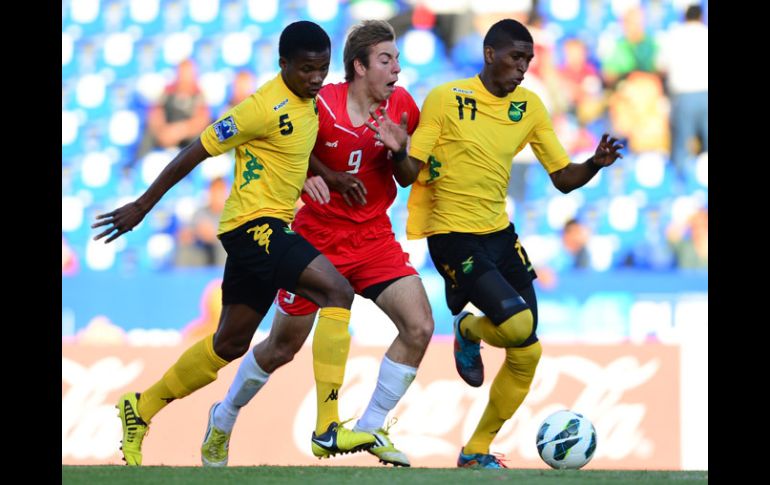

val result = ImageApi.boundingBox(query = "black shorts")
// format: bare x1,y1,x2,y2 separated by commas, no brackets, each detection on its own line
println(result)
218,217,321,314
427,224,536,315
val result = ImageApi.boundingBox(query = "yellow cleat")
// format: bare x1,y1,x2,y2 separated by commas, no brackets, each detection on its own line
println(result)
116,392,148,466
310,421,376,458
368,426,410,467
201,402,231,467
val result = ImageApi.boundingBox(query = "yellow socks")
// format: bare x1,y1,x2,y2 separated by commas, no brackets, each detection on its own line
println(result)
313,307,352,434
460,309,534,348
138,334,228,422
464,341,542,454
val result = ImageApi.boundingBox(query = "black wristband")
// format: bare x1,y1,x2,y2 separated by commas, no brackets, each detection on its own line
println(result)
392,149,407,163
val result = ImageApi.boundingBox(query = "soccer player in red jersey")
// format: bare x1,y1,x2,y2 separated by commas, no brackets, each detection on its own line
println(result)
201,20,433,467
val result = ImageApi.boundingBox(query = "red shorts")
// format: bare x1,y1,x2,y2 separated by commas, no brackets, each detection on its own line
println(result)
275,211,417,315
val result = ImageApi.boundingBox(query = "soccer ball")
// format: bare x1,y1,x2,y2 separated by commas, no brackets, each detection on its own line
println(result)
536,410,597,469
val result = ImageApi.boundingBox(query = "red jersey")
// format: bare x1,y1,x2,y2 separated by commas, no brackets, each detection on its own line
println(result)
300,82,420,224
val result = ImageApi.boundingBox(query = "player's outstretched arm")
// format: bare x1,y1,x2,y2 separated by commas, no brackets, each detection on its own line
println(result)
91,138,211,243
548,133,624,194
309,153,368,207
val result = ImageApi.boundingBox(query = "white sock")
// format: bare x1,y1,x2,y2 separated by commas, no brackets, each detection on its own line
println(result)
213,349,270,433
354,355,417,432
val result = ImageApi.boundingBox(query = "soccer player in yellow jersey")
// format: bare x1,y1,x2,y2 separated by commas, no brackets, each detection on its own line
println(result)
91,21,376,466
200,20,431,468
382,19,624,468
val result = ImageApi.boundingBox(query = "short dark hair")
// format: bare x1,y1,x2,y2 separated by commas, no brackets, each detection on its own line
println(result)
483,19,533,49
279,21,331,61
685,5,702,21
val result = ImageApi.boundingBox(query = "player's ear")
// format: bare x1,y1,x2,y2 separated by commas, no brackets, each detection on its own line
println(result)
354,58,366,77
279,56,288,71
483,45,495,65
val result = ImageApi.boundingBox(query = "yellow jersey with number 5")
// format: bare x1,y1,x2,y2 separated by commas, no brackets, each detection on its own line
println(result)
200,73,318,234
406,75,570,239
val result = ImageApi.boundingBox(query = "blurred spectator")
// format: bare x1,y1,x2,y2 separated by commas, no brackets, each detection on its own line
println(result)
525,10,565,115
133,59,212,165
657,5,708,179
619,206,674,270
667,207,708,269
600,6,660,88
558,37,603,116
554,218,591,271
534,219,592,290
175,177,229,267
226,70,257,111
608,71,669,153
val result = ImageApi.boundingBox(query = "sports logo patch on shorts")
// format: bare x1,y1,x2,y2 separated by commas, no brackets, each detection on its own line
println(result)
213,116,238,142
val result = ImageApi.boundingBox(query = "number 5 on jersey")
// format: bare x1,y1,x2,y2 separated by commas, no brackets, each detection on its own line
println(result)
279,114,293,135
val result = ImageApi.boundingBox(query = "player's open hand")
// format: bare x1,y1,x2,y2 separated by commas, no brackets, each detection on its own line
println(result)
325,171,368,207
366,107,408,154
91,202,147,243
303,175,331,204
592,134,624,167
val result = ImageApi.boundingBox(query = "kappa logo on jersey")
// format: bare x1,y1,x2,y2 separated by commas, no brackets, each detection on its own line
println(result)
213,116,238,142
273,98,289,111
247,223,273,254
240,149,265,189
427,155,442,184
508,101,527,122
441,263,458,288
325,140,339,148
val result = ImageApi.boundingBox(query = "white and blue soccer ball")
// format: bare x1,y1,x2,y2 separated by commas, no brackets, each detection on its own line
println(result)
536,410,597,469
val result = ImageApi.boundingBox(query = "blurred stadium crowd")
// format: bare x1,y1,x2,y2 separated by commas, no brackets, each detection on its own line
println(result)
62,0,708,280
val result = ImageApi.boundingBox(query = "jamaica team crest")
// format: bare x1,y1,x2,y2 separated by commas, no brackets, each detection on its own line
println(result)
508,101,527,122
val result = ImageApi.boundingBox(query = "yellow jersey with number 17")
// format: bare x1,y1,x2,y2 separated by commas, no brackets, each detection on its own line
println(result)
200,73,318,235
406,75,570,239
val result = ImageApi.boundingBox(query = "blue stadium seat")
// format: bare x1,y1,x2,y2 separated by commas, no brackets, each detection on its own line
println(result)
100,0,129,33
537,0,587,38
397,28,452,77
127,0,165,36
300,0,350,41
67,0,105,36
450,32,483,78
100,32,138,79
244,0,290,37
185,0,224,37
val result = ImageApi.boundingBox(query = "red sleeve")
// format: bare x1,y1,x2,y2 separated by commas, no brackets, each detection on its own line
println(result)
395,87,420,135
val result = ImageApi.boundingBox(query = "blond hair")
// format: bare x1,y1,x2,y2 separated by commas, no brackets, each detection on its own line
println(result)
343,20,396,82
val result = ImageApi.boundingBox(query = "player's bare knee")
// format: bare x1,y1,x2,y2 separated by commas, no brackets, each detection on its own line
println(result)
326,277,354,308
498,308,534,347
403,316,434,349
271,345,299,368
212,336,251,362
